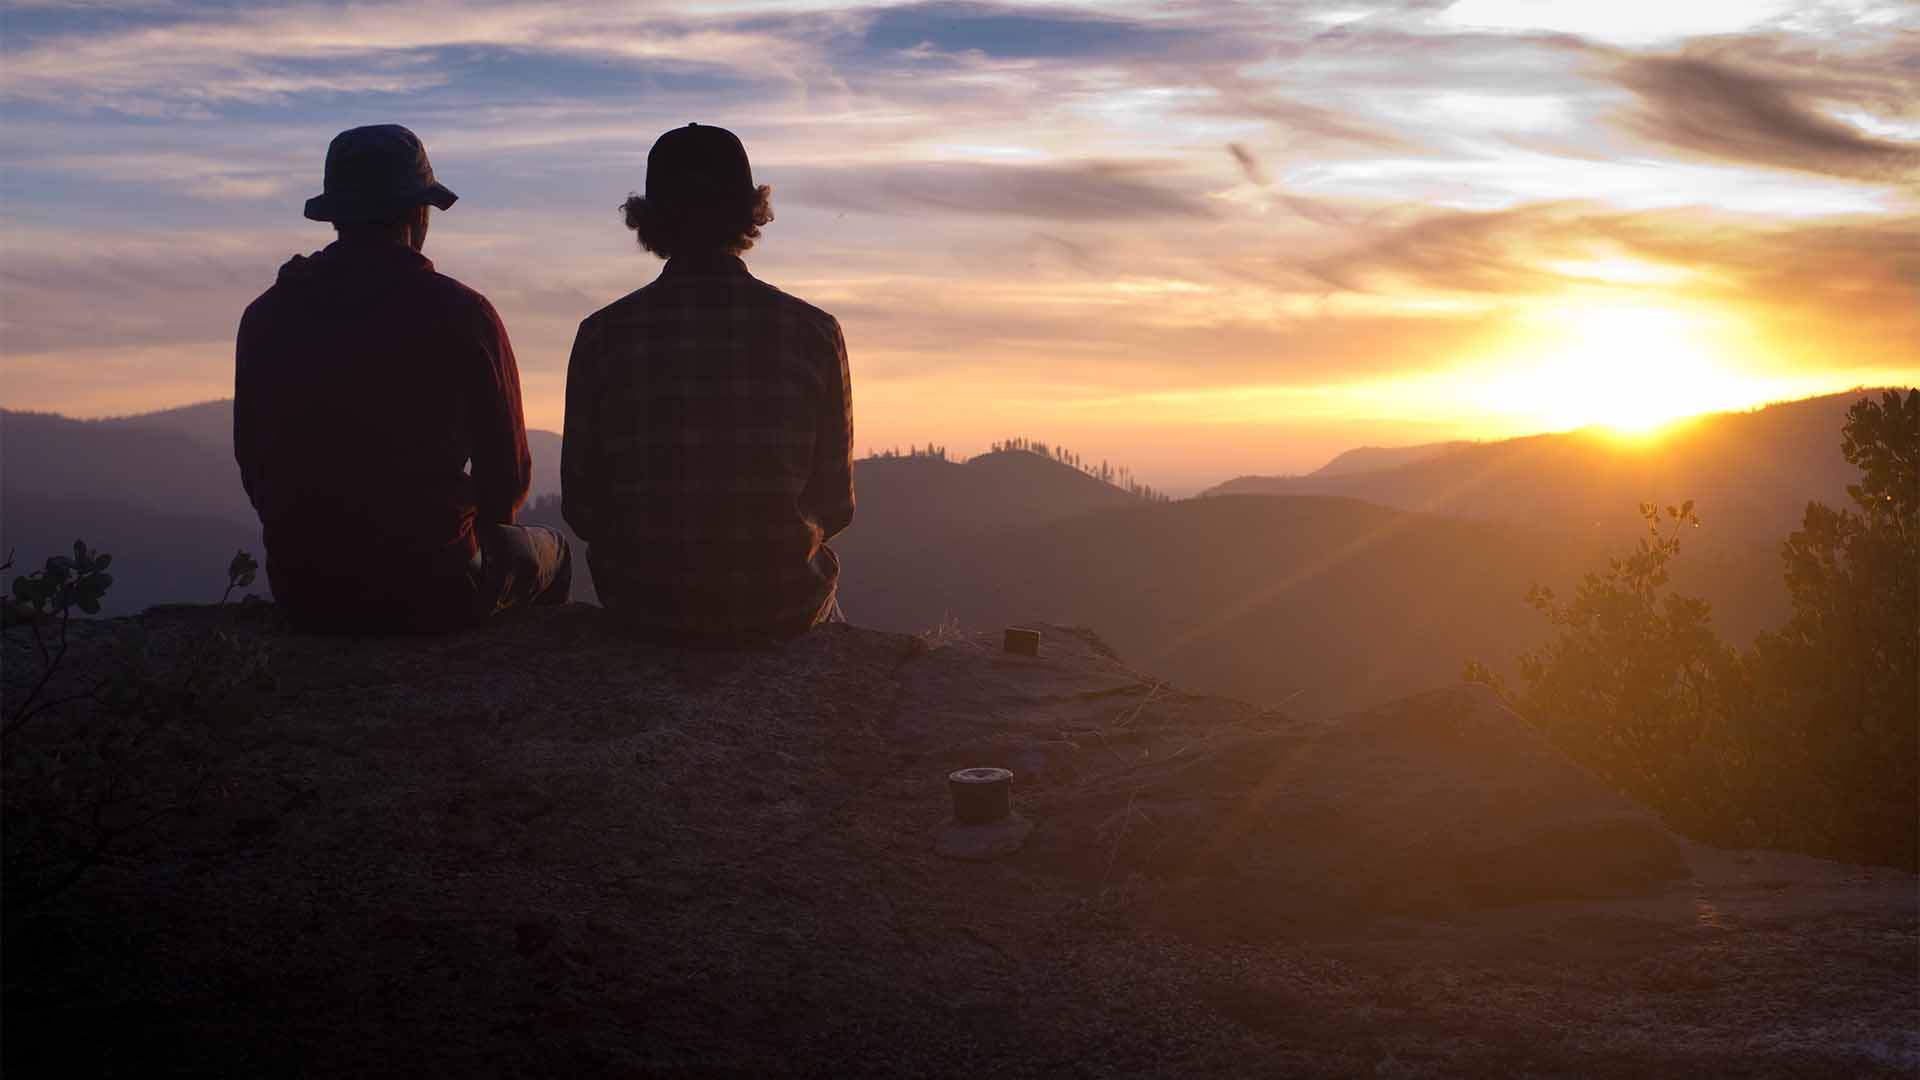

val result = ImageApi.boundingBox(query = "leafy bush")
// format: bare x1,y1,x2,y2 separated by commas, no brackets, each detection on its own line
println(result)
1743,389,1916,864
5,541,118,736
1473,389,1918,868
3,544,267,910
1488,502,1747,841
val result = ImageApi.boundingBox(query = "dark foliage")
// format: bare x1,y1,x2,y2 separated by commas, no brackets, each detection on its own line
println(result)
978,436,1173,502
3,545,268,910
1744,389,1917,864
1474,389,1919,868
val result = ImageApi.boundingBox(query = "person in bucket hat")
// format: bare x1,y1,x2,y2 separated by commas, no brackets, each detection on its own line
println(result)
302,124,458,225
235,124,571,634
561,123,855,646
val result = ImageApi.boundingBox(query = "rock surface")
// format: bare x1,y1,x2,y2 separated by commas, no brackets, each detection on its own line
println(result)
4,604,1915,1077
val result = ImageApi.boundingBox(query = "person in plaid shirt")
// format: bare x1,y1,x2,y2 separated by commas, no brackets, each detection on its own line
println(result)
561,124,855,646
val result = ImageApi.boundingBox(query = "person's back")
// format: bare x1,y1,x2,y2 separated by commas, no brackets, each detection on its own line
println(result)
237,124,569,633
562,124,853,646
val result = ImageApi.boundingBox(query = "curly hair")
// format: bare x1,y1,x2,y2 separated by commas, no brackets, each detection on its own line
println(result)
622,184,773,259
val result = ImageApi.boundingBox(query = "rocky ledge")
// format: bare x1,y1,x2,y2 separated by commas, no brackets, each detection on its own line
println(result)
4,604,1915,1076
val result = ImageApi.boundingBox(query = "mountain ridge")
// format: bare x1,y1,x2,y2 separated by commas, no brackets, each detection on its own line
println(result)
5,390,1890,715
1201,392,1884,541
8,399,568,502
1307,439,1478,478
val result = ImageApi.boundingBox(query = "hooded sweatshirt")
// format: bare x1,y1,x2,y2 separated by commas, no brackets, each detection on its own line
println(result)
234,238,531,631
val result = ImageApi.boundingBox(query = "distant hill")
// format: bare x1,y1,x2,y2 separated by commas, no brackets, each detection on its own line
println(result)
843,449,1142,543
5,393,1877,716
100,399,236,449
2,409,260,614
835,394,1887,715
833,452,1610,716
517,448,1146,609
3,408,255,524
831,449,1148,630
1204,393,1880,542
838,489,1618,717
1308,440,1477,478
2,401,565,614
11,399,565,501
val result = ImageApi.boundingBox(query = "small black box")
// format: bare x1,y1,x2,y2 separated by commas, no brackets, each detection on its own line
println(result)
1003,627,1041,657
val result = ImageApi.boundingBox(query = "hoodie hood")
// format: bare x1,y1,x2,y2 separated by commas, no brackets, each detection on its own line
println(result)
273,240,435,317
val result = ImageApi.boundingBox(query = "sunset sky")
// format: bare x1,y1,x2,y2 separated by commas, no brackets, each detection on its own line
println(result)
3,0,1916,490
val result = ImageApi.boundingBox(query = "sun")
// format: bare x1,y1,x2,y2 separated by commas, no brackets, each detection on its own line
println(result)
1482,303,1768,437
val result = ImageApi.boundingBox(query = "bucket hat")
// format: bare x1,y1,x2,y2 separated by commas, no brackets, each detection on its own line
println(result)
304,124,458,223
646,123,754,203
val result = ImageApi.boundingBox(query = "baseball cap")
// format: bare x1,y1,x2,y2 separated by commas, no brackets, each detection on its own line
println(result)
645,123,754,203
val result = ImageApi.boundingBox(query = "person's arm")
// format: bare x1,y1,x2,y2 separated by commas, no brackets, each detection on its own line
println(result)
799,316,855,540
233,304,262,509
559,317,603,543
469,296,532,526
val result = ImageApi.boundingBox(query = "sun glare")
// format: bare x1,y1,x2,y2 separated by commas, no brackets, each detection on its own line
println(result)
1481,304,1770,437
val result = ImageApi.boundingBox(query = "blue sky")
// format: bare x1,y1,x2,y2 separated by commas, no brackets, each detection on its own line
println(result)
2,0,1916,486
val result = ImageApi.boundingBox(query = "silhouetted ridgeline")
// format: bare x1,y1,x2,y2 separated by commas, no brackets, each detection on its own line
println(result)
834,395,1893,716
523,446,1149,608
1204,391,1873,540
869,439,1173,502
525,450,1610,717
1307,440,1478,478
1,408,259,614
1,393,1890,715
0,402,563,616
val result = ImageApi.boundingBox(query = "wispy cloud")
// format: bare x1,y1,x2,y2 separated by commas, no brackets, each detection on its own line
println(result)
781,160,1216,219
3,0,1917,476
1302,201,1920,366
1614,52,1920,181
0,2,838,112
31,151,294,199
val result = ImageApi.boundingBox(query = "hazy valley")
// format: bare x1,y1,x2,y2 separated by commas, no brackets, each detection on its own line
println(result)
1,392,1877,718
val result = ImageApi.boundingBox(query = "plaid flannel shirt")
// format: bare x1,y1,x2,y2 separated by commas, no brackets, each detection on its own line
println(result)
561,254,854,643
